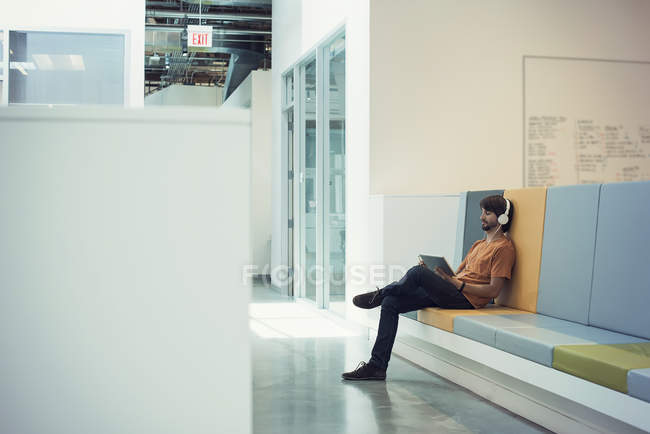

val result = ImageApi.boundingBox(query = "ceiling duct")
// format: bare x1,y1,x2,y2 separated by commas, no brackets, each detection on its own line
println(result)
219,47,265,100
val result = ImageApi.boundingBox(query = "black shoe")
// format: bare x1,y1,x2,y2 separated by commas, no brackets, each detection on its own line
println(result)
342,361,386,381
353,288,383,309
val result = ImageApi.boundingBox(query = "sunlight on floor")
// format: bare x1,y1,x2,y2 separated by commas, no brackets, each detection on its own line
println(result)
249,302,364,339
249,302,314,319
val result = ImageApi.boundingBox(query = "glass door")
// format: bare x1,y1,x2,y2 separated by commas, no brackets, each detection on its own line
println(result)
300,58,319,303
324,35,346,315
286,109,295,296
284,71,295,297
285,30,345,310
1,30,6,105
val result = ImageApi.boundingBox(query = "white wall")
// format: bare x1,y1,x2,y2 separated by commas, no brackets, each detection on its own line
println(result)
372,195,460,285
1,0,145,107
145,84,223,107
0,106,251,434
250,71,273,274
369,0,650,194
366,194,460,327
221,70,273,275
271,1,370,322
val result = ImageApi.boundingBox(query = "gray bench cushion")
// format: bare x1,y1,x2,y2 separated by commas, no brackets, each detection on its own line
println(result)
628,368,650,402
454,313,647,366
496,326,647,366
454,314,578,346
589,181,650,339
537,184,600,324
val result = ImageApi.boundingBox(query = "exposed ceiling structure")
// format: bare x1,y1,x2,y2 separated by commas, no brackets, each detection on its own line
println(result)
145,0,271,100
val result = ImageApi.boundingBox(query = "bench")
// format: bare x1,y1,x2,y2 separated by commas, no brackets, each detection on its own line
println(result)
403,182,650,432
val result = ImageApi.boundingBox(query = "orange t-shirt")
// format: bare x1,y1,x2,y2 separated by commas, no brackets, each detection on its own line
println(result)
455,237,516,308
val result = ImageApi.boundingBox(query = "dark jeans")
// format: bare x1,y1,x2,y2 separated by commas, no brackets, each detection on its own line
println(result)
369,265,474,370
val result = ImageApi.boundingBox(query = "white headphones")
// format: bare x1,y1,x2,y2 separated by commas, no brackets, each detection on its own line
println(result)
498,198,511,225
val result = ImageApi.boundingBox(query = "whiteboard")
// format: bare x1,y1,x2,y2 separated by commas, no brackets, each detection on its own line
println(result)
524,56,650,187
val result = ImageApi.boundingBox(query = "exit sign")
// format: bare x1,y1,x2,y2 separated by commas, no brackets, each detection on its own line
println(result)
187,25,212,48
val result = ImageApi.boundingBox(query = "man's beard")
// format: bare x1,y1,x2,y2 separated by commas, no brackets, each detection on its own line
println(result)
482,222,495,231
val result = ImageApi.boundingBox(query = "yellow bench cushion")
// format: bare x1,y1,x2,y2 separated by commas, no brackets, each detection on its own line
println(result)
495,187,547,313
417,305,529,333
553,343,650,393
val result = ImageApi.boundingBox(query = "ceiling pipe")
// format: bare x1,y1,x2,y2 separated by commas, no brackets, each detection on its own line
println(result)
181,0,271,6
145,38,268,47
146,1,181,7
147,66,228,71
146,10,271,21
163,56,228,61
146,0,271,8
146,25,271,35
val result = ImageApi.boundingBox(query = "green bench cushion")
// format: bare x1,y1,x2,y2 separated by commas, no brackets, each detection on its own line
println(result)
553,343,650,393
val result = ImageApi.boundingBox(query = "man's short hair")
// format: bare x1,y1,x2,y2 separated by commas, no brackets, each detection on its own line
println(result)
479,195,514,232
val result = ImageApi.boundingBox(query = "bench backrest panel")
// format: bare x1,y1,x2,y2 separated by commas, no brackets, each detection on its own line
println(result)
496,187,547,312
537,184,601,324
453,190,504,269
589,181,650,339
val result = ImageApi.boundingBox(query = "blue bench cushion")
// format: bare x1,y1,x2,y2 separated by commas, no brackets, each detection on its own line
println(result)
628,368,650,402
454,313,578,347
496,325,647,366
589,181,650,339
537,184,600,324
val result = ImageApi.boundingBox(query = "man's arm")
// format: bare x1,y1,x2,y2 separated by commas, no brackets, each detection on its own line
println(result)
457,276,506,299
434,267,506,299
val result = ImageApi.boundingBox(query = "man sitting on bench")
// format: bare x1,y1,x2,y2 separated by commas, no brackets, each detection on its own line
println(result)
342,195,516,381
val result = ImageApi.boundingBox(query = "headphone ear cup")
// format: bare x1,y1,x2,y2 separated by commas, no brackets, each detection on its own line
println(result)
498,198,511,226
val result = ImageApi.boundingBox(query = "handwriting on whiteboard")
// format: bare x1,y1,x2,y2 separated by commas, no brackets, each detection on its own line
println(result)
526,116,650,187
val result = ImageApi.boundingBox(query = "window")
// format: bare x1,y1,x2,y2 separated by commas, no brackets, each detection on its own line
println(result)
284,71,294,106
8,31,124,105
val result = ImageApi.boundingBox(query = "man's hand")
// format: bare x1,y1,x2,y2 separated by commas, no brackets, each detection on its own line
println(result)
434,266,462,290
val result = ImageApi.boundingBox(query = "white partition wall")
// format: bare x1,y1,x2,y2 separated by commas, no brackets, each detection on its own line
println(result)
0,107,251,434
145,84,224,107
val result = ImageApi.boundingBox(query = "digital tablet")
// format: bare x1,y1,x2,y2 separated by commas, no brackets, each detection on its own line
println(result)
417,254,455,276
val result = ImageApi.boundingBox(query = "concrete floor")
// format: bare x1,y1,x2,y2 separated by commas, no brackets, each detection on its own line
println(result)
250,285,551,434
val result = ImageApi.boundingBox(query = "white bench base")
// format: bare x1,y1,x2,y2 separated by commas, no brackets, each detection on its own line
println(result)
368,314,650,433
